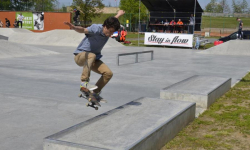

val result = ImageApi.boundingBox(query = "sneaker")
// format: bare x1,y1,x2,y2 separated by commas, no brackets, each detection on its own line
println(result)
93,92,107,103
80,81,98,91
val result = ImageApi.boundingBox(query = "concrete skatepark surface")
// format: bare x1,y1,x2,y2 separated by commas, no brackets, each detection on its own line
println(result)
0,28,250,150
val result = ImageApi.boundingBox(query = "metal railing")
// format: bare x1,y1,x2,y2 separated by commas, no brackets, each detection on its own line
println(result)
117,50,154,66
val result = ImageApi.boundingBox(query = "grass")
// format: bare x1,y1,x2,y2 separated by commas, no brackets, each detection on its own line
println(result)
160,73,250,150
126,32,145,39
202,16,250,29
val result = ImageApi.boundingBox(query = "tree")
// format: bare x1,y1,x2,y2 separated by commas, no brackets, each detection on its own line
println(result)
32,0,58,11
3,0,58,11
241,0,248,13
71,0,105,27
232,0,243,13
119,0,148,26
0,0,12,10
9,0,33,11
220,0,231,13
205,0,217,12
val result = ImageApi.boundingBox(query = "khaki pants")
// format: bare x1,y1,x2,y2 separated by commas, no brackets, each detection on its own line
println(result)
74,52,113,93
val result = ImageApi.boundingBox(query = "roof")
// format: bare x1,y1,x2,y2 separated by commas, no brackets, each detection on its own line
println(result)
141,0,203,12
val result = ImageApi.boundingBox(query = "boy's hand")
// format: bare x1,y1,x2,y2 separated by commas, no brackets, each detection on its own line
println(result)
64,22,75,29
117,10,125,16
115,10,125,18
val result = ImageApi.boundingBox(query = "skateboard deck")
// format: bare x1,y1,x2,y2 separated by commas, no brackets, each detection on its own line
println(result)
78,87,103,110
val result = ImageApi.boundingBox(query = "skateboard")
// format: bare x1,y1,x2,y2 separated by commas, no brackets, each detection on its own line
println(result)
78,87,103,110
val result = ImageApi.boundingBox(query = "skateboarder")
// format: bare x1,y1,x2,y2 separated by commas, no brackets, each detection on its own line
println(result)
64,10,125,99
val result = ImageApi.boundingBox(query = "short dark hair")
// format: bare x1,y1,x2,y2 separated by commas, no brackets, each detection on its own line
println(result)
236,17,239,20
103,17,120,31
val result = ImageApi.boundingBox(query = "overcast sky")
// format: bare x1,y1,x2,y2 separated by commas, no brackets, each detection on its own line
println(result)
58,0,250,9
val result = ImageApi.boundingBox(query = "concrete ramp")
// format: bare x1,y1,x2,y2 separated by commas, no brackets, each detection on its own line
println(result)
0,35,8,40
2,29,124,47
44,98,195,150
0,28,32,37
200,40,250,56
0,40,58,59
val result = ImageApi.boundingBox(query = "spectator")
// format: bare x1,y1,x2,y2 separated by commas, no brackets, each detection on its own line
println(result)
17,13,25,28
153,19,160,32
13,19,18,28
189,14,194,34
0,20,3,27
5,18,10,28
177,19,184,33
154,18,160,24
236,17,243,40
163,19,169,33
169,19,176,33
73,9,80,26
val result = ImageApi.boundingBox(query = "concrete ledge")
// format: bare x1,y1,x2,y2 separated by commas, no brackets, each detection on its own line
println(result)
44,98,195,150
160,75,231,109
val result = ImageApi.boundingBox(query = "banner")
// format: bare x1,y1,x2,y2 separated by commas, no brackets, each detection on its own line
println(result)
33,12,44,30
16,12,33,30
144,32,193,48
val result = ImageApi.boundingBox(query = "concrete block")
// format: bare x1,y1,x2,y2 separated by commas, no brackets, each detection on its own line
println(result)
44,97,195,150
160,75,231,109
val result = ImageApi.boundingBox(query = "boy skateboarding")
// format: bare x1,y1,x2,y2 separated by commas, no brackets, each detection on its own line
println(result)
64,10,125,102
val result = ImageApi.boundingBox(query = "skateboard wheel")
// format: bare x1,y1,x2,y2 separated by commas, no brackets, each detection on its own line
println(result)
88,98,91,102
86,103,89,107
95,107,98,110
78,94,82,98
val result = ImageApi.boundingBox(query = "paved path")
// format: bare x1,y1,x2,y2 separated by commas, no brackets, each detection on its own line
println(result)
0,30,250,150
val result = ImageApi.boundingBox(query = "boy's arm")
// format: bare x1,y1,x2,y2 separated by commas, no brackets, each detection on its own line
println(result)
115,10,125,19
64,22,88,34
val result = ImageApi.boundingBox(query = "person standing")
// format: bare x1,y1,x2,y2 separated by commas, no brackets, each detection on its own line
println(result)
17,13,25,28
236,18,243,39
189,14,194,34
73,9,80,26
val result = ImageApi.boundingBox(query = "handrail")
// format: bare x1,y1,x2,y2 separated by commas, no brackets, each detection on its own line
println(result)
117,50,154,66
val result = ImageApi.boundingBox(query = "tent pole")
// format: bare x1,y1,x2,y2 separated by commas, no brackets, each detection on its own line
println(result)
193,0,197,36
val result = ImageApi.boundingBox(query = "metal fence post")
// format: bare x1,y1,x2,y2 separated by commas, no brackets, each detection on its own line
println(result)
117,55,119,66
136,53,138,63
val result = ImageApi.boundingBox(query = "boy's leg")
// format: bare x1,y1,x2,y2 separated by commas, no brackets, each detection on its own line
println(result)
91,60,113,93
238,29,242,39
74,52,96,82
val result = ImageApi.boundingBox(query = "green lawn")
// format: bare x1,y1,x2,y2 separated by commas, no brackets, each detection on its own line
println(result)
201,16,250,29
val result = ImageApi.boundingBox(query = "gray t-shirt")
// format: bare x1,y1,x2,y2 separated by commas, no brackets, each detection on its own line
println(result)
239,20,243,29
74,24,109,59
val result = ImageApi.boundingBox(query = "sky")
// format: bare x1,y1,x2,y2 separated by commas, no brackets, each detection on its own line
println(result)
58,0,250,10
